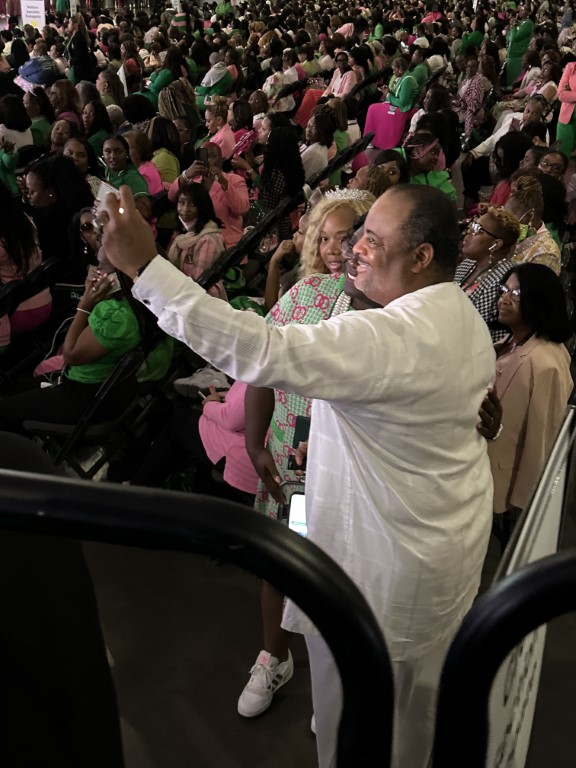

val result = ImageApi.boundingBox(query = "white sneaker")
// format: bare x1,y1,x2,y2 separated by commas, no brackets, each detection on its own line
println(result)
237,649,294,717
173,366,231,397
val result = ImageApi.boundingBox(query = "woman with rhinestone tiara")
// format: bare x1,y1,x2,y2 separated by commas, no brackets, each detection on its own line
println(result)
236,190,374,719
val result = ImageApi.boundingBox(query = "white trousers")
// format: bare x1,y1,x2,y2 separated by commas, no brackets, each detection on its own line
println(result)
305,634,451,768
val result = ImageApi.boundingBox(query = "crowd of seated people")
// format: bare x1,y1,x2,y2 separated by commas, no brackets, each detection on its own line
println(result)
0,1,576,765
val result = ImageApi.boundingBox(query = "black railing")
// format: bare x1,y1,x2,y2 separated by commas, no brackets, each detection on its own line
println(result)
432,548,576,768
0,469,394,768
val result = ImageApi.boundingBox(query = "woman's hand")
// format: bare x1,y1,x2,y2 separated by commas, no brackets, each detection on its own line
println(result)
78,271,115,311
270,240,295,265
477,387,503,440
231,156,251,172
183,160,207,180
293,441,308,476
202,385,226,404
250,446,284,503
211,165,228,190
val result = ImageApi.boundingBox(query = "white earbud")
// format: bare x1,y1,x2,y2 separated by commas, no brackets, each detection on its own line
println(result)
488,243,498,252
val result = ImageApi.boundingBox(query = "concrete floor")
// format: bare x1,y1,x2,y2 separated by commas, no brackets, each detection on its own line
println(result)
83,505,576,768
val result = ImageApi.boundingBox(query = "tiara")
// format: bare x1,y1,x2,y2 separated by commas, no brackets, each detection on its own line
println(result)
323,188,372,201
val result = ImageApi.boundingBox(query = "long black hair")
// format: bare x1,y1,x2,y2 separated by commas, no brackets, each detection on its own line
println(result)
0,94,32,132
84,100,113,137
28,86,56,123
0,178,38,275
177,181,221,233
501,263,572,343
262,126,305,197
27,153,94,214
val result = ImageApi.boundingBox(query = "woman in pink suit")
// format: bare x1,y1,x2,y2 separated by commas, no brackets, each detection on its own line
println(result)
556,61,576,158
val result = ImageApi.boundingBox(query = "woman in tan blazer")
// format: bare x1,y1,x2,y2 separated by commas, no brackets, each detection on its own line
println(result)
488,264,573,515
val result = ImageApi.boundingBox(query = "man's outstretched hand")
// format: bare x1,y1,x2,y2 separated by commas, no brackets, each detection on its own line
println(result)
101,185,158,280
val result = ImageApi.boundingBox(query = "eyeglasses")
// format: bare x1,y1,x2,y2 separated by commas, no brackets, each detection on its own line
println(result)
498,284,521,301
468,220,499,239
539,158,564,174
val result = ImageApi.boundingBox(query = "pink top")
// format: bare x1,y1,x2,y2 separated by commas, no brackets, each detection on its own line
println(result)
137,160,163,237
199,380,260,494
323,68,357,98
57,110,82,131
0,238,51,346
559,62,576,125
138,160,164,195
167,172,249,247
209,123,236,160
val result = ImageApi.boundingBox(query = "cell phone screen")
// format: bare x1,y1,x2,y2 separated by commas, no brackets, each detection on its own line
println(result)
288,492,307,537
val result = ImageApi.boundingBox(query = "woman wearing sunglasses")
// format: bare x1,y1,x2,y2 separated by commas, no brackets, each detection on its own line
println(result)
455,207,520,341
488,264,572,531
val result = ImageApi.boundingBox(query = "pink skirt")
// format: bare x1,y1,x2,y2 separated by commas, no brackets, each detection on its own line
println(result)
364,103,418,150
11,302,52,335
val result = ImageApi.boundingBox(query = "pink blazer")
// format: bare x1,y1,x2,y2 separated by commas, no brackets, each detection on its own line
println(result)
558,62,576,125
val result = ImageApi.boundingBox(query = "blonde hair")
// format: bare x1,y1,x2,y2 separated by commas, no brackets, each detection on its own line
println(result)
205,95,228,121
486,205,521,247
509,172,544,218
299,193,375,277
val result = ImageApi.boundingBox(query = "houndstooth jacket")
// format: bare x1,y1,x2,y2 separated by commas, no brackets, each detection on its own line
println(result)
454,258,516,342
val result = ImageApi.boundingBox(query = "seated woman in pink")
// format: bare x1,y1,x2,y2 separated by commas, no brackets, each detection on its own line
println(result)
167,181,227,299
0,180,51,353
170,142,249,248
130,379,259,503
196,96,236,161
323,51,358,98
124,130,164,239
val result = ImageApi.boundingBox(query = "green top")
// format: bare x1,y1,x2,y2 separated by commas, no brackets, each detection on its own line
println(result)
67,296,141,384
105,165,149,197
410,62,428,90
152,148,180,184
30,116,51,148
88,128,108,159
215,1,234,14
387,73,419,112
0,148,18,196
368,23,384,41
410,170,457,201
396,148,457,201
329,129,350,187
460,29,484,55
507,18,534,58
195,69,233,110
145,68,175,109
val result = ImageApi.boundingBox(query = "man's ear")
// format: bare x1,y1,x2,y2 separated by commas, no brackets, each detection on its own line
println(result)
411,242,434,274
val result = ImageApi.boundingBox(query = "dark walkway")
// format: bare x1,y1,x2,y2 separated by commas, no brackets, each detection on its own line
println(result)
84,511,576,767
